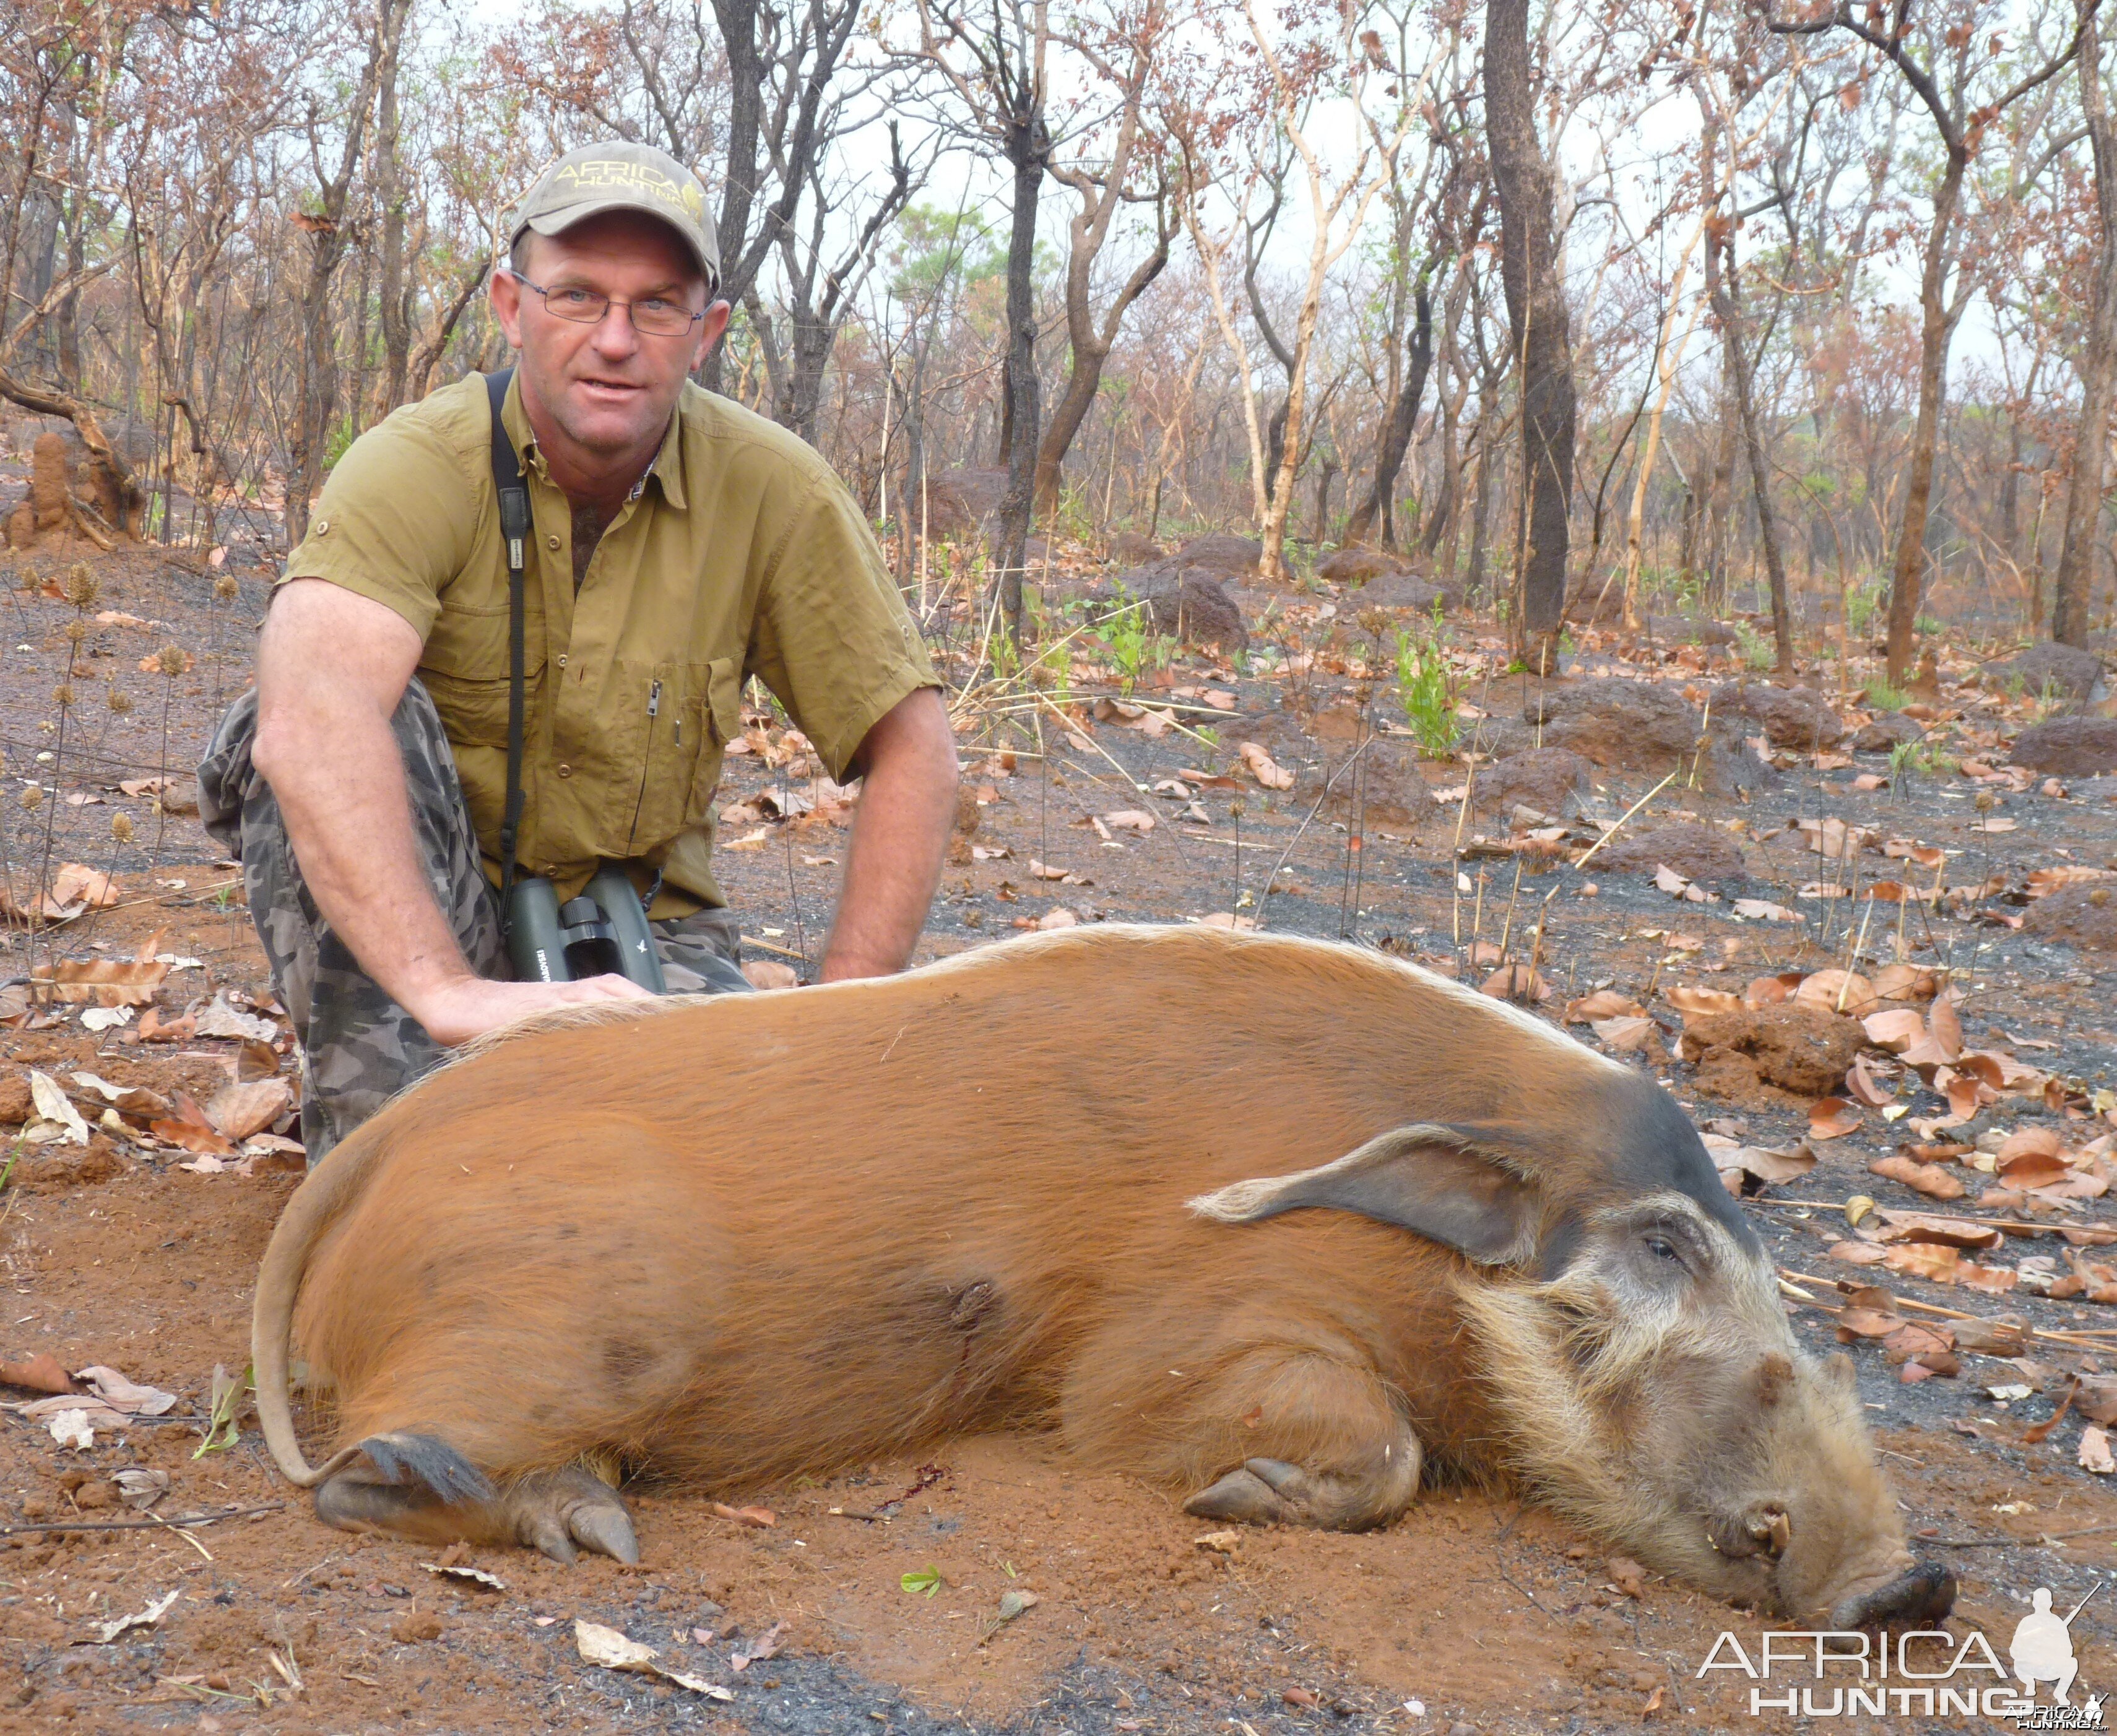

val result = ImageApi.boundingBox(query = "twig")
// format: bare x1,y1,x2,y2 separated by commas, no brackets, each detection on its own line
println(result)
1,1500,283,1537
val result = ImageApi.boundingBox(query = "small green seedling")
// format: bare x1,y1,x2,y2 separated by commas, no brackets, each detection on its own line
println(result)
194,1361,252,1459
901,1565,943,1597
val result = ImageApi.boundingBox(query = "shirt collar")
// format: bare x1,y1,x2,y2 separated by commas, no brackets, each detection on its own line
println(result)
501,370,687,510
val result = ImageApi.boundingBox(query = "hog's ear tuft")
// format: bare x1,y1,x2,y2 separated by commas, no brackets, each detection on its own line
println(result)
1187,1124,1540,1266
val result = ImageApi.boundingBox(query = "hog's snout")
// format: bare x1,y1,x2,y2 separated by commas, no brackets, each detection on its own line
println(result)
1826,1560,1958,1630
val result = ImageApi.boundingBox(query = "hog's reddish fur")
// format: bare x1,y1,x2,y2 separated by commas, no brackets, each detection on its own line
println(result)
275,925,1627,1495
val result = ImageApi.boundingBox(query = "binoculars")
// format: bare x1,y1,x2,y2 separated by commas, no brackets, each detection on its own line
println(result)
504,866,667,993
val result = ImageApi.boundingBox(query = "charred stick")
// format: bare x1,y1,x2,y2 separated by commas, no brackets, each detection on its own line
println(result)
1,1501,284,1537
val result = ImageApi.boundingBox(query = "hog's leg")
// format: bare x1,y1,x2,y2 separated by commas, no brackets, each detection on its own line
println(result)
1066,1336,1424,1531
316,1461,639,1564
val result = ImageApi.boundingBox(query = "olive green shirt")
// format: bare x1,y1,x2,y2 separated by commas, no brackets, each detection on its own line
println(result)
280,372,937,913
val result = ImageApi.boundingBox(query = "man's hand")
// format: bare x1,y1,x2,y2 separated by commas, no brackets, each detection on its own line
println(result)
409,973,654,1048
818,686,956,982
253,579,569,1047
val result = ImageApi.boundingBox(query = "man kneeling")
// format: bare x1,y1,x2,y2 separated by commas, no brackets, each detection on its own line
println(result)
200,142,956,1162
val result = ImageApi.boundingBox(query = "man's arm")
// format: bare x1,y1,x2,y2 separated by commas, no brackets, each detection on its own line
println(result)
251,579,649,1045
817,686,957,982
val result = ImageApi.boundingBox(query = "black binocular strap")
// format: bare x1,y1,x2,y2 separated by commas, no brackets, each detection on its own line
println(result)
485,368,530,935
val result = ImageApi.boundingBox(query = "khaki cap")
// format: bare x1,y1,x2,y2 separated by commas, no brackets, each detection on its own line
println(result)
510,142,720,288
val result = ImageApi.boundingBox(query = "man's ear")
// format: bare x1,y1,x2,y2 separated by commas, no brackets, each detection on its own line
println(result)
1187,1124,1541,1266
490,264,526,350
693,298,732,371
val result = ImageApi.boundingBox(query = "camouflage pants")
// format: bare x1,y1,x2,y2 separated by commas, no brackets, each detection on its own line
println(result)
199,679,751,1165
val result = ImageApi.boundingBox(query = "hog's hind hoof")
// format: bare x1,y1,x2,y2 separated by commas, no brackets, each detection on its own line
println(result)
1185,1466,1284,1524
1184,1459,1310,1526
507,1467,640,1565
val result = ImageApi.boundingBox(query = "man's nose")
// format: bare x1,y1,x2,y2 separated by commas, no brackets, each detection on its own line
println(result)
591,303,641,358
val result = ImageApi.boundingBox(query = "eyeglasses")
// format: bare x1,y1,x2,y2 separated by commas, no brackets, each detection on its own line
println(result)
504,269,708,338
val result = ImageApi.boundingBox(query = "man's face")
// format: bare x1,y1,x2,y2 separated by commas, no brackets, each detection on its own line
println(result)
490,210,730,465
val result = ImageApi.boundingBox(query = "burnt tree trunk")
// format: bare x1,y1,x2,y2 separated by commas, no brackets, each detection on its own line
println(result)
992,109,1049,641
1312,456,1338,543
284,22,387,543
373,0,413,415
1883,144,1968,680
1483,0,1575,668
2057,4,2117,650
1346,283,1434,548
1707,228,1794,671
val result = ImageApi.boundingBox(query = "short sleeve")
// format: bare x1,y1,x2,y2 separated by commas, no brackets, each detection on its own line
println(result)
745,468,940,782
277,404,482,643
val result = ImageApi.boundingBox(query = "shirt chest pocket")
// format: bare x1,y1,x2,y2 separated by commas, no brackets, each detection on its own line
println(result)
420,601,546,749
683,657,745,825
612,657,734,853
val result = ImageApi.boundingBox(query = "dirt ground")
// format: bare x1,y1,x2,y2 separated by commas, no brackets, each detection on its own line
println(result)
4,513,2117,1734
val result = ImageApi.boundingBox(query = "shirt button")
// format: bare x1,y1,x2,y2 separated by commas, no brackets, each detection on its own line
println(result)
555,652,567,668
547,534,561,550
556,763,573,779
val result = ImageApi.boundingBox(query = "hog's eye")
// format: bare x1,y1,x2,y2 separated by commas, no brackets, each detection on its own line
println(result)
1645,1235,1682,1265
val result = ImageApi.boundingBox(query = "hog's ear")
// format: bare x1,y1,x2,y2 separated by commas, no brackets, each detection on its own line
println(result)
1187,1124,1539,1266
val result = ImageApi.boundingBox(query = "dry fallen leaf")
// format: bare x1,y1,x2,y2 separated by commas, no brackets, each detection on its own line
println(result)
1742,970,1807,1008
1868,1153,1966,1200
48,863,121,909
1870,962,1942,1001
1480,963,1551,1002
1665,985,1745,1017
1795,969,1875,1016
729,1619,787,1670
1592,1014,1661,1056
1238,741,1294,790
2082,1426,2116,1475
74,1366,178,1416
0,1353,80,1395
27,1069,90,1146
203,1079,292,1141
193,995,279,1042
1998,1127,2063,1163
30,957,167,1006
1999,1148,2074,1191
740,960,799,991
574,1619,734,1699
709,1501,776,1528
150,1092,238,1158
1809,1097,1864,1141
1100,809,1156,833
1731,898,1802,923
1881,1244,1961,1284
1567,990,1647,1023
1846,1056,1896,1108
1710,1141,1816,1189
1871,1211,2002,1250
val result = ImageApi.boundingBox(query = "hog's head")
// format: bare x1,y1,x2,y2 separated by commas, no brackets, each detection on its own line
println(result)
1193,1077,1955,1625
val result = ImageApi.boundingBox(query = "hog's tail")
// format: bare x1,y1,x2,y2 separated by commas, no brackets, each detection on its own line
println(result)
250,1129,391,1490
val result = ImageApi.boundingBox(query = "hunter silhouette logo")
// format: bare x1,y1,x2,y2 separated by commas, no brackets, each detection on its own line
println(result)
2014,1583,2100,1706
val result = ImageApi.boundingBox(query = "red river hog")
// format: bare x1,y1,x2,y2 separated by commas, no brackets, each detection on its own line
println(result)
253,923,1954,1626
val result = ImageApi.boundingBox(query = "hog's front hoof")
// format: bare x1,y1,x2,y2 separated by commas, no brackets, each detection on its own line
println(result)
1829,1561,1957,1628
507,1468,640,1565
